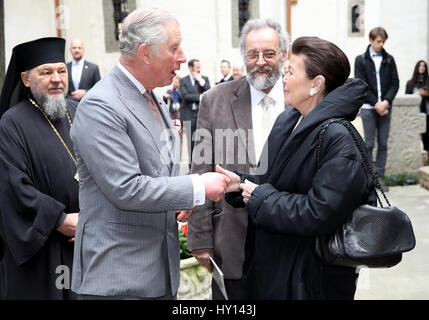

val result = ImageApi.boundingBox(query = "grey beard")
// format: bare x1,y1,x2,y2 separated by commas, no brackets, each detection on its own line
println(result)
42,95,67,121
246,61,282,91
31,89,67,121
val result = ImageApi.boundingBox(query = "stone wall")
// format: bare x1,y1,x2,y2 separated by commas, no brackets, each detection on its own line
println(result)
384,94,426,176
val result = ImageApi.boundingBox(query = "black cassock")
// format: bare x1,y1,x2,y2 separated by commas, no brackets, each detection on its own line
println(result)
0,98,79,299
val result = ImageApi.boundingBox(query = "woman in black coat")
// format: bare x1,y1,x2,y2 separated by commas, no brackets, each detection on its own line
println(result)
405,60,429,151
219,37,375,300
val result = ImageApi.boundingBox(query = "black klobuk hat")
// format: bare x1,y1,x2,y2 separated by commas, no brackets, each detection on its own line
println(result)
0,37,66,118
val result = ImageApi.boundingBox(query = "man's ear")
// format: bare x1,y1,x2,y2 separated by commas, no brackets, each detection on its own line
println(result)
21,71,30,88
137,43,152,65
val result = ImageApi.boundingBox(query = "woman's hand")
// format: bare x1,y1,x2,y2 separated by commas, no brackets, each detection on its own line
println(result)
215,164,241,193
240,179,259,204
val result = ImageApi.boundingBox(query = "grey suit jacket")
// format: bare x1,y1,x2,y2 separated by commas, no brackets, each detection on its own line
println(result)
188,77,256,279
70,66,195,298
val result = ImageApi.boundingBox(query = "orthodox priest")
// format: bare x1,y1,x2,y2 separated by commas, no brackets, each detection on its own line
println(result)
0,37,79,299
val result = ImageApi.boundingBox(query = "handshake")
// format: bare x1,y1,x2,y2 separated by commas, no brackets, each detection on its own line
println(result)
176,165,258,222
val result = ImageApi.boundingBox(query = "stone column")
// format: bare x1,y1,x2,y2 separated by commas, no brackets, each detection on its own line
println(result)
383,94,426,176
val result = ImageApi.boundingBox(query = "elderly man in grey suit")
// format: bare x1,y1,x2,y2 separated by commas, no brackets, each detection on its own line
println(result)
188,18,289,300
70,8,229,300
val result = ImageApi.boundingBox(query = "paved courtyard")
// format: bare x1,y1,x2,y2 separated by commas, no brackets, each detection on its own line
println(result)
355,184,429,300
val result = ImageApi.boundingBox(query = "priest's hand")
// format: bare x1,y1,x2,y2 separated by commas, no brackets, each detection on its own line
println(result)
192,248,213,273
57,213,79,238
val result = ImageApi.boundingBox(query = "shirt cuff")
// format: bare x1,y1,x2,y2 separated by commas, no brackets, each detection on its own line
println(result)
55,212,67,229
198,78,206,87
190,174,206,207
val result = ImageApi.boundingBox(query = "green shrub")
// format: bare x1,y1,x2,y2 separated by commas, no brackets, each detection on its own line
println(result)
384,173,419,186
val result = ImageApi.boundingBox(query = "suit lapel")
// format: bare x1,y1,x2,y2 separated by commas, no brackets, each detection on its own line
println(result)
153,93,179,174
78,62,90,88
112,67,172,168
230,78,256,166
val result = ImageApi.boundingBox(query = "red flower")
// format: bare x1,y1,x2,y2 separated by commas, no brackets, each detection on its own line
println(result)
180,224,188,237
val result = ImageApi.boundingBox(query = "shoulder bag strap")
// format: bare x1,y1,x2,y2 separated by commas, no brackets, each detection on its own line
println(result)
316,118,391,208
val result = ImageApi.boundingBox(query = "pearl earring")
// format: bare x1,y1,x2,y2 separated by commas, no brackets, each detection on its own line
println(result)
310,88,317,97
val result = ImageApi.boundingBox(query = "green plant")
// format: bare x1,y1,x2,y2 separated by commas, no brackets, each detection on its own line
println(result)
384,173,419,186
179,224,192,259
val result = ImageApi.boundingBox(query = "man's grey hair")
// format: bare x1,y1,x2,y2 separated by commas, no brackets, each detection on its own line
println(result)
239,18,289,58
119,8,178,56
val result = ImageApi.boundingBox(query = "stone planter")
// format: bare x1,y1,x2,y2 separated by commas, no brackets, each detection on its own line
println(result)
177,257,212,300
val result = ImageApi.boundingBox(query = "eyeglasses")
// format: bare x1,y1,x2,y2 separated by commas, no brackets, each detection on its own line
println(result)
245,51,278,62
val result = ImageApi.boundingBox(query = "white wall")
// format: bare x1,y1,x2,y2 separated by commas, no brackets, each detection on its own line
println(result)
3,0,427,96
291,0,429,94
4,0,57,64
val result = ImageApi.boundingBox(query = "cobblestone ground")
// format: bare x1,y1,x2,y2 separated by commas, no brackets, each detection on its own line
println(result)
355,185,429,300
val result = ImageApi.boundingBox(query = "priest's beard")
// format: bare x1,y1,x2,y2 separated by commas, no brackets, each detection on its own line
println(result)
30,82,68,121
246,59,282,91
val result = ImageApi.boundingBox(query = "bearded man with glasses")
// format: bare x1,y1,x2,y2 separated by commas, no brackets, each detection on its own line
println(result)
187,18,289,300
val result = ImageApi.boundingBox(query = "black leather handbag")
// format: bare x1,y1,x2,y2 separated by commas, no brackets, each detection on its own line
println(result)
314,119,416,268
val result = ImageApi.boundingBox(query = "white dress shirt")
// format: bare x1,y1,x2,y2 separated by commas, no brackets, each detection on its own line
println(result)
189,74,206,110
250,77,285,161
361,47,383,110
71,59,84,90
117,63,205,206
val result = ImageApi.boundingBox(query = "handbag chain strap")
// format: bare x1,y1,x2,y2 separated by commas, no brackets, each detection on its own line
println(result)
316,118,391,208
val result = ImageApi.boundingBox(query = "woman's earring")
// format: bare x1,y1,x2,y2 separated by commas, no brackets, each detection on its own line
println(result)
309,88,317,97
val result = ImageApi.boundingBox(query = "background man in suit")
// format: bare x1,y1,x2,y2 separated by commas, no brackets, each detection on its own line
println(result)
67,38,101,101
180,59,210,169
232,64,245,80
70,8,229,300
187,18,289,300
354,27,399,192
216,59,233,84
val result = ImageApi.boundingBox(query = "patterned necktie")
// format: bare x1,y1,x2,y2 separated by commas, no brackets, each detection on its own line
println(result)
144,91,163,131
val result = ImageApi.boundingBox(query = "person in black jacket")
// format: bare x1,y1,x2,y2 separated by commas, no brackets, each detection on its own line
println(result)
354,27,399,191
180,59,211,167
217,37,375,299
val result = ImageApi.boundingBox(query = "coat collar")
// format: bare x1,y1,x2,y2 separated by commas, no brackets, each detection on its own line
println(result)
265,78,368,182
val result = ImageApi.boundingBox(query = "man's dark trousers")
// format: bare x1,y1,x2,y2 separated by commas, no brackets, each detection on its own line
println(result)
360,108,392,178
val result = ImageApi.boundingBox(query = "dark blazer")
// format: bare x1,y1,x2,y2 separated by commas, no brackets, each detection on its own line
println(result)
179,75,210,121
226,79,376,299
188,77,257,280
354,45,399,106
67,60,101,100
216,75,234,85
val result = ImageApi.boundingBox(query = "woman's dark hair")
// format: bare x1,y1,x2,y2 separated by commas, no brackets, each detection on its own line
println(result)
406,60,429,93
291,36,350,96
369,27,388,41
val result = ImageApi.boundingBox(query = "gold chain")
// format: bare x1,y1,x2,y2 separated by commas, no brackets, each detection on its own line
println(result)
28,96,76,165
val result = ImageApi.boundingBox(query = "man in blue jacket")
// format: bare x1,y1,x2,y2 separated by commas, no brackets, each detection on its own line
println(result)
355,27,399,191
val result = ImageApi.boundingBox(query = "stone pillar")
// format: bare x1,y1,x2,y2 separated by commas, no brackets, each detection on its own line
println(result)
383,94,426,176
